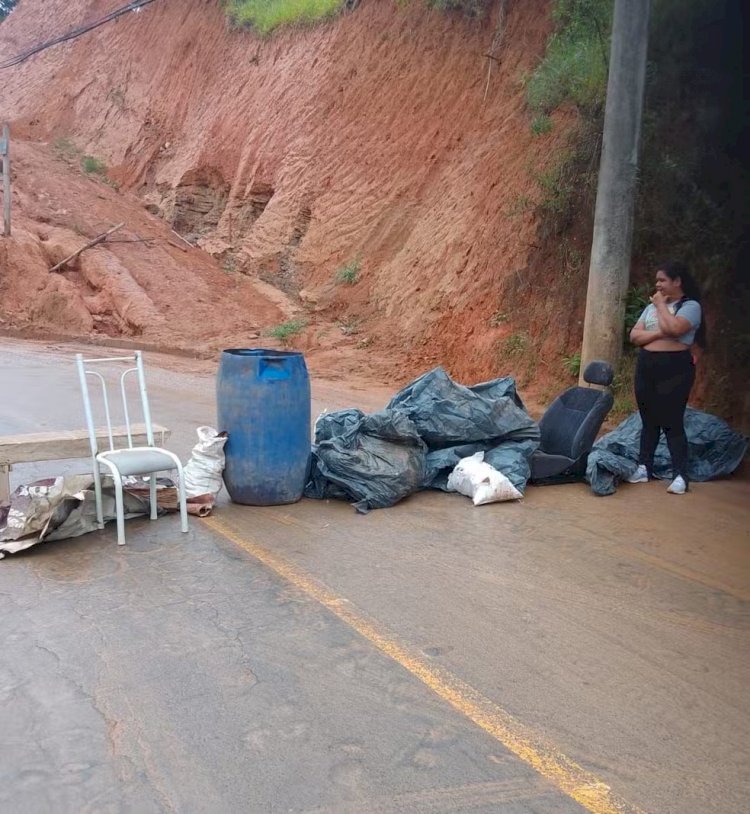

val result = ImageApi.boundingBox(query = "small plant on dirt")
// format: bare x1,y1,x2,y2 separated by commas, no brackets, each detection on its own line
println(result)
505,193,534,219
533,159,576,216
425,0,491,15
611,395,636,419
562,350,581,378
81,155,107,175
356,336,373,349
531,114,554,136
489,311,509,326
501,332,529,357
265,318,307,343
335,258,361,285
337,317,360,336
53,136,79,160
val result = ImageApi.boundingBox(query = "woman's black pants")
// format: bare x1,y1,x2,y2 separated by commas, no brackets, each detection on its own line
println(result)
634,349,695,481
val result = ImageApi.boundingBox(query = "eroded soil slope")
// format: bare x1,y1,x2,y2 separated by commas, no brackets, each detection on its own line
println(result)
2,0,585,394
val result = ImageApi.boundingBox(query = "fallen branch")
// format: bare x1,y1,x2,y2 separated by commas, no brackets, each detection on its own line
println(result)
482,0,509,105
170,228,194,250
49,222,125,273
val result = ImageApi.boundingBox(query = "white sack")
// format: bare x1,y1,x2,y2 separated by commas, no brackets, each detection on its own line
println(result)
183,426,228,498
446,451,522,505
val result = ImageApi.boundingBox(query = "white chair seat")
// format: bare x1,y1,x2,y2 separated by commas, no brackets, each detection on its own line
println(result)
98,447,177,477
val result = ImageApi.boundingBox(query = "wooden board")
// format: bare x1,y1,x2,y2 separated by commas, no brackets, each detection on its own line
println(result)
0,424,171,465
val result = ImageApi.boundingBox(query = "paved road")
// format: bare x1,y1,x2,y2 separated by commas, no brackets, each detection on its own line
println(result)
1,338,748,814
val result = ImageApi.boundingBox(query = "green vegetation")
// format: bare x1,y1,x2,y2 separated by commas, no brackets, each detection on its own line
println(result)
624,283,650,336
53,139,116,187
524,1,612,225
81,155,107,175
226,0,342,35
424,0,490,15
489,311,509,327
335,258,360,285
501,332,528,357
225,0,494,34
610,353,637,419
265,318,308,342
533,158,577,217
53,136,79,160
530,114,554,136
505,193,533,219
526,0,612,115
562,351,581,378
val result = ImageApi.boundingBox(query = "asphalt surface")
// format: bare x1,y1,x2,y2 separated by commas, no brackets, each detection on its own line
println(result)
1,338,748,814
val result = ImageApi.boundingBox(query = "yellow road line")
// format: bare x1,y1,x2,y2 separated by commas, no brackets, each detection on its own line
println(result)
204,515,644,814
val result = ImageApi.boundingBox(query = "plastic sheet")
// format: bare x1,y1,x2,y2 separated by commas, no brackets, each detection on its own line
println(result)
305,367,540,512
586,407,748,496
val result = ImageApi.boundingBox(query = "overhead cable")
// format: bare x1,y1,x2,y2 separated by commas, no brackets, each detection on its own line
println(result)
0,0,158,70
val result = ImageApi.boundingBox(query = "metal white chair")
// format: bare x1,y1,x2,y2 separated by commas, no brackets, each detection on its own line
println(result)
75,351,188,546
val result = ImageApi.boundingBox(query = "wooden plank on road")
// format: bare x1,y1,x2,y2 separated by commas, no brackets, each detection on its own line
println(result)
0,423,171,465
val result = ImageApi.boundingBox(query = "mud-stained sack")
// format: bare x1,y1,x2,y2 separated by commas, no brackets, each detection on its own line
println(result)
446,452,522,505
184,426,228,499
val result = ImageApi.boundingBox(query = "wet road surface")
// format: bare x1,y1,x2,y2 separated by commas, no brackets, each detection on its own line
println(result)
1,338,748,814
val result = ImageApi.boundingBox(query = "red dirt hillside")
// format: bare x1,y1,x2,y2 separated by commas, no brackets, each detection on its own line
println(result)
1,0,586,394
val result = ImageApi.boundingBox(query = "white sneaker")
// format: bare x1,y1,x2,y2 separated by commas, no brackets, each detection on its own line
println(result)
627,464,649,483
667,476,687,495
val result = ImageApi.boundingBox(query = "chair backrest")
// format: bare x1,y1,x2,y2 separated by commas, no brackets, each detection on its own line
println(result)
75,351,155,456
538,361,614,459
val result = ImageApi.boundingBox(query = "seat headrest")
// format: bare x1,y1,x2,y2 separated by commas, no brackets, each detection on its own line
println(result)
583,360,614,387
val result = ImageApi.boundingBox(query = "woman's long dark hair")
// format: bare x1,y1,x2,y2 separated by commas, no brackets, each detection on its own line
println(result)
659,260,707,349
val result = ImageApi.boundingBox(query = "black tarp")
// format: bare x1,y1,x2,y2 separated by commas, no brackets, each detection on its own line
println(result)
305,367,540,512
586,407,748,496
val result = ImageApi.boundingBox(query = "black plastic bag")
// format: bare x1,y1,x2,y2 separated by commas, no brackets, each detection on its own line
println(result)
305,368,540,511
305,409,427,513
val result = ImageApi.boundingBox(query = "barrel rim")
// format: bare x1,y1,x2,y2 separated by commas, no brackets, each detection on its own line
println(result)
221,348,305,358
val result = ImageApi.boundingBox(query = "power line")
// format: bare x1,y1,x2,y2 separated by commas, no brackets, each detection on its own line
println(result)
0,0,159,70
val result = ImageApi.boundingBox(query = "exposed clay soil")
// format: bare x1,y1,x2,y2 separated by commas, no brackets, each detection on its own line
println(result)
2,0,738,423
0,0,585,398
0,137,394,384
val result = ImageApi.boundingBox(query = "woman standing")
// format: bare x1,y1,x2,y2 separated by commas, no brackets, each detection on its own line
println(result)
628,261,705,494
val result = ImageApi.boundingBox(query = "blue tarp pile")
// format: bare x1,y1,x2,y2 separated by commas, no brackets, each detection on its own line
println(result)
586,407,748,496
305,367,540,512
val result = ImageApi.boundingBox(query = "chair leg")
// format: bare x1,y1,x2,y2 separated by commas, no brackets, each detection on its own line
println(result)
112,473,126,546
149,475,158,520
174,461,189,534
92,460,105,529
99,459,126,546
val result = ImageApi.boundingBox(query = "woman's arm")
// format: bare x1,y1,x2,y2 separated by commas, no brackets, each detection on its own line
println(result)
630,321,664,347
652,293,693,337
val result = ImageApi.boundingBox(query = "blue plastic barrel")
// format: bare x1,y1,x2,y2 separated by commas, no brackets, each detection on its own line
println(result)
217,349,311,505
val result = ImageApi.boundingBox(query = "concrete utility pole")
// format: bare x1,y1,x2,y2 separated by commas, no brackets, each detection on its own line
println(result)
579,0,650,381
